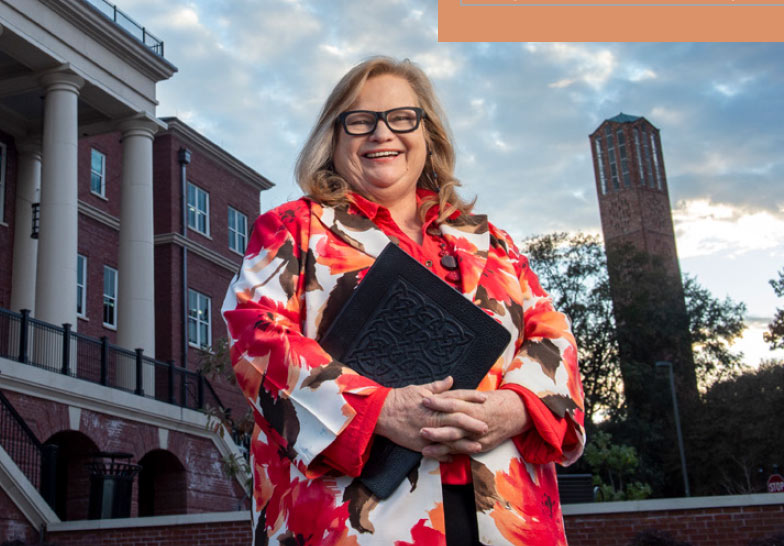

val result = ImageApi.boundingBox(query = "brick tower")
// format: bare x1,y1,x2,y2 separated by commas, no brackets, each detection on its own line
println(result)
589,113,697,415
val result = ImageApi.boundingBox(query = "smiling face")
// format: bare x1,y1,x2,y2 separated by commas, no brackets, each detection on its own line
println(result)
333,74,427,209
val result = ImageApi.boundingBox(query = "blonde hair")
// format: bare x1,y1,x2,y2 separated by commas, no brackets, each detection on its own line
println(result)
295,56,474,224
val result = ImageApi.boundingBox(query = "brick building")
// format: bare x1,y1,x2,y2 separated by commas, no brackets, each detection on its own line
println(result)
0,0,272,542
589,113,697,395
589,114,697,494
590,113,682,276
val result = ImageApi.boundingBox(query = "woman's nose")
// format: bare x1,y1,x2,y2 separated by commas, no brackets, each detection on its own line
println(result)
369,118,395,140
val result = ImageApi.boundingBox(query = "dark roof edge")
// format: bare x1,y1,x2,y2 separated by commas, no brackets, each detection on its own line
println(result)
159,117,274,191
589,114,660,137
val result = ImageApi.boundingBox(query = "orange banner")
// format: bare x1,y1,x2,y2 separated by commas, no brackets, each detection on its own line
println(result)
438,0,784,41
466,0,783,4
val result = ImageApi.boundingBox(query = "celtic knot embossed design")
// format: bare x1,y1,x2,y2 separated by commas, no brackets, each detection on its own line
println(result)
343,278,475,386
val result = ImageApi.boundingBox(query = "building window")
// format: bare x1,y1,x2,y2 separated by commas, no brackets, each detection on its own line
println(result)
228,207,247,254
103,266,118,328
77,255,87,318
649,133,664,190
641,128,655,188
0,142,6,223
633,128,645,185
607,142,620,191
594,139,608,195
90,149,106,197
604,126,620,191
188,289,211,348
617,129,631,188
187,182,210,236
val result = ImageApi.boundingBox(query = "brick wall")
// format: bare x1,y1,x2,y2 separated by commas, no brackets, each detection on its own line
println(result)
0,488,39,544
564,499,784,546
152,133,177,236
1,388,247,518
35,497,784,546
153,243,179,362
184,252,248,417
47,519,252,545
77,213,120,342
78,133,123,219
149,129,258,420
164,131,260,262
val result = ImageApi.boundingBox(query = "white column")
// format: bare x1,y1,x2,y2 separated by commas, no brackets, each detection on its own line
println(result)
10,140,42,313
117,117,159,359
35,71,84,326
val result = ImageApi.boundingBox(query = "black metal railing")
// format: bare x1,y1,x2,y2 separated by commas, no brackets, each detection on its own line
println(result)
0,390,43,489
31,202,40,239
0,307,223,413
84,0,165,57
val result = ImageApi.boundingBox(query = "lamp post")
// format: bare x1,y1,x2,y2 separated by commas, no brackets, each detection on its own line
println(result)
178,147,191,372
656,360,690,497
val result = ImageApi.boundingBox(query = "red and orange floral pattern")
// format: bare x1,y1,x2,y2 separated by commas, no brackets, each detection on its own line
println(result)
222,196,585,545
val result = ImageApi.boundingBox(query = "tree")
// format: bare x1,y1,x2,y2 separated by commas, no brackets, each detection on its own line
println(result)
684,275,747,386
523,232,747,418
689,359,784,496
523,232,748,497
522,232,622,426
583,431,652,501
602,243,698,423
764,268,784,350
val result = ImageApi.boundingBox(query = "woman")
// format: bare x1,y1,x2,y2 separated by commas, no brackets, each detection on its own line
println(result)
222,57,585,545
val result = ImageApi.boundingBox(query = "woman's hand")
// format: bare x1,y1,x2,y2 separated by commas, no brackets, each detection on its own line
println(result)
375,377,489,459
418,389,530,459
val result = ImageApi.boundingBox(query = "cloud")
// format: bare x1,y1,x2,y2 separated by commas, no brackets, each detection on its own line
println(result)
711,73,757,99
673,199,784,259
626,65,657,82
525,43,617,90
488,131,511,152
165,6,200,29
650,106,684,126
549,78,576,89
416,52,463,80
679,151,732,177
732,318,784,367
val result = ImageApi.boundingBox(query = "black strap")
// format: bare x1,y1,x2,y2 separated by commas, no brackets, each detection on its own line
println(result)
442,483,483,546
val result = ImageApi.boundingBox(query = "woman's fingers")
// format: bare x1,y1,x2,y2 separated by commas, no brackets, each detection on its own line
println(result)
432,409,488,435
376,379,513,455
421,438,482,459
422,394,484,415
430,389,488,403
422,376,453,394
420,425,467,443
421,444,454,462
421,443,452,459
419,391,531,457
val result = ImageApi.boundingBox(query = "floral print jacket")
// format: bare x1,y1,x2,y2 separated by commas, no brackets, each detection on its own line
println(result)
222,196,585,545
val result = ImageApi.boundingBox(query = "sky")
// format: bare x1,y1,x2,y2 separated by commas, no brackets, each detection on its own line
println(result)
118,0,784,366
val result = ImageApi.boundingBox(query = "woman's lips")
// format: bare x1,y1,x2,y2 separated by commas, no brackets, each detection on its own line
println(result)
363,150,401,159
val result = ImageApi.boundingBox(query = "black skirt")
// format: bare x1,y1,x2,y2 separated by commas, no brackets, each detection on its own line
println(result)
442,483,484,546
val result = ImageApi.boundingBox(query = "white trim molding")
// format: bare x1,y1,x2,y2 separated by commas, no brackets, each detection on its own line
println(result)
0,444,60,529
563,492,784,515
154,232,240,272
48,510,249,532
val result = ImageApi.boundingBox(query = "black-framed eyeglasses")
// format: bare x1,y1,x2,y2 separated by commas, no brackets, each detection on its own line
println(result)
338,107,425,136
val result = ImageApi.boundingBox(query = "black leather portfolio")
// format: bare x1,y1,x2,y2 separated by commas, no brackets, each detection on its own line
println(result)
319,242,511,499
